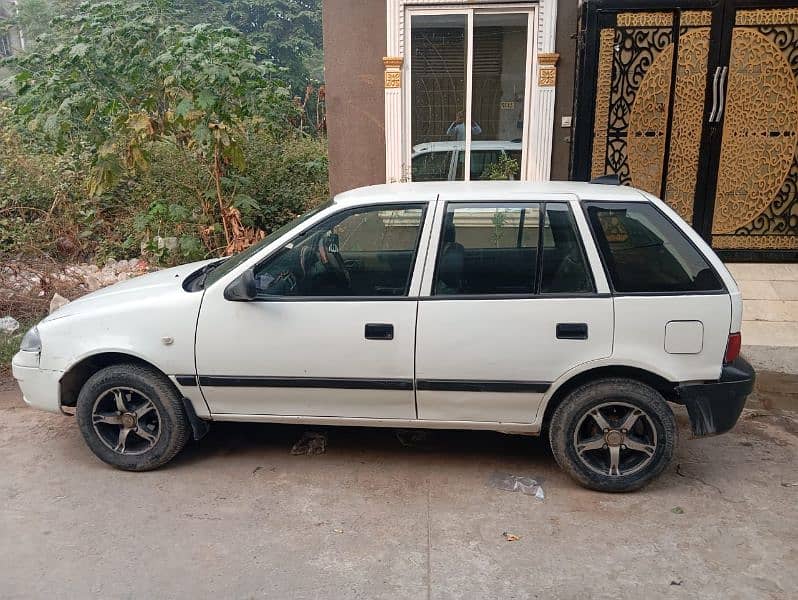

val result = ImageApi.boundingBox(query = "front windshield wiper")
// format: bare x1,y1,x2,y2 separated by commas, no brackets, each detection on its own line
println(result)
196,259,225,289
183,259,225,292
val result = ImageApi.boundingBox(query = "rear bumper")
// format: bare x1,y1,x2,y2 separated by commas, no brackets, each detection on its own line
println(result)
676,357,755,437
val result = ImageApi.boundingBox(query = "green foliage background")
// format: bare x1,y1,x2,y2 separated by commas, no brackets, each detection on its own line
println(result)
1,0,328,266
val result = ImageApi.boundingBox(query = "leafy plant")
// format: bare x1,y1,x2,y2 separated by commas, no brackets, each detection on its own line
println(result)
490,210,510,248
482,153,520,181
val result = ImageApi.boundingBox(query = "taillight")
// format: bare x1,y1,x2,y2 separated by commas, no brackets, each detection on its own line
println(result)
724,332,741,364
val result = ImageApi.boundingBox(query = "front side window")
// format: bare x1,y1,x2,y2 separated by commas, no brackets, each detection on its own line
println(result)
432,202,593,296
585,202,723,293
204,201,333,287
255,205,426,297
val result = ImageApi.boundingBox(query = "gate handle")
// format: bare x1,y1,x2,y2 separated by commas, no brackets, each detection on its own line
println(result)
715,66,729,123
708,66,721,123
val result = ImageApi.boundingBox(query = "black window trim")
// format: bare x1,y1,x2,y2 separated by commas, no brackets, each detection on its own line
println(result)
581,200,728,297
245,202,431,302
429,200,598,300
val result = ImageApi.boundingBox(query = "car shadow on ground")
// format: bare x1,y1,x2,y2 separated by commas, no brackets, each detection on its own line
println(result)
172,421,553,470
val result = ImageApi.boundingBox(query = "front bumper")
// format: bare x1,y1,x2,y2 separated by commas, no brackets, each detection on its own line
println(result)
11,352,63,414
676,357,755,437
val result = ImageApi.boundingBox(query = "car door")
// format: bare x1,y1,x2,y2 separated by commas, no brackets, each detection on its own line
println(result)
194,201,434,419
415,198,614,423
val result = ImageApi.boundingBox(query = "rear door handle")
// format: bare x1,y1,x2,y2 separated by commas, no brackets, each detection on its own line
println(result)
365,323,394,340
557,323,588,340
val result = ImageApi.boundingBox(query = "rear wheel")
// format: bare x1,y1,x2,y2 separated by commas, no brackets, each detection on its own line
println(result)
76,364,190,471
549,378,677,492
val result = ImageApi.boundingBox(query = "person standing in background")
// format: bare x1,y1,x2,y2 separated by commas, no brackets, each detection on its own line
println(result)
446,111,482,140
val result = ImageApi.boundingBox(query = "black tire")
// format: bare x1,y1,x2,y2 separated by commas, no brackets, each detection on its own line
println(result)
549,378,677,492
76,364,190,471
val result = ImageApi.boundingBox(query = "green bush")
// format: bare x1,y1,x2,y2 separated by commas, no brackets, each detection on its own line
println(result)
0,1,329,267
0,115,329,266
239,129,329,231
119,130,329,265
0,122,88,257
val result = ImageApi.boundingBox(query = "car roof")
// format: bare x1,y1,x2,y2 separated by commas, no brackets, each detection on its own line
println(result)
412,140,521,154
333,181,649,206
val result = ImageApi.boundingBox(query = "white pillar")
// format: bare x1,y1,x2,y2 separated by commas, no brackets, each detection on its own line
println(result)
529,0,558,181
384,0,404,183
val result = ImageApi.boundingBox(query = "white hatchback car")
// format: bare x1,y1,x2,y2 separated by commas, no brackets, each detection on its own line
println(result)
13,181,754,492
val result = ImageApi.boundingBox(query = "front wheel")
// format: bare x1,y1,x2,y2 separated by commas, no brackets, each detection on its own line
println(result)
549,378,677,492
76,364,190,471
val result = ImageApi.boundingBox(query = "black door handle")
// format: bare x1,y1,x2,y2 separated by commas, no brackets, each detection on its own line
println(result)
365,323,394,340
557,323,588,340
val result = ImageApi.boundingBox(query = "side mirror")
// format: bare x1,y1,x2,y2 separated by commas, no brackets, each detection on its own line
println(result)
224,267,258,301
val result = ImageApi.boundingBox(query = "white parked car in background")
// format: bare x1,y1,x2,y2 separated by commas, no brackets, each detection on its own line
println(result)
411,140,522,181
13,181,754,492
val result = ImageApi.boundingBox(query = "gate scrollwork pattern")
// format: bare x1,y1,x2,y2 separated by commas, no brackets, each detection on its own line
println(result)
662,27,711,223
589,7,798,253
712,25,798,248
598,22,674,189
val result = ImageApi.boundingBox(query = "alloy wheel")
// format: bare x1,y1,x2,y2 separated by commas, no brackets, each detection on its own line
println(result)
572,401,658,477
91,387,162,455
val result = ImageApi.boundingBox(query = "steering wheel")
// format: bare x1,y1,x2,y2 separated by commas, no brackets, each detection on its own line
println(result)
317,232,351,287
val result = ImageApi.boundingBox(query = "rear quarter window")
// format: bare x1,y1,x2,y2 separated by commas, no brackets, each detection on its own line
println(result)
585,202,723,294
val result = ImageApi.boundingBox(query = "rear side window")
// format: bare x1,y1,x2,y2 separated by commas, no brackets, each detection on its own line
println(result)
585,202,723,293
432,202,593,296
434,203,540,295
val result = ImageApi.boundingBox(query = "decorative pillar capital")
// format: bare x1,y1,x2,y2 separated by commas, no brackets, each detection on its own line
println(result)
538,52,560,66
537,52,560,87
383,56,404,88
383,56,404,69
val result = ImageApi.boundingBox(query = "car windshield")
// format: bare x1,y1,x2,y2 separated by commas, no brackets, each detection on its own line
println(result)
203,201,333,287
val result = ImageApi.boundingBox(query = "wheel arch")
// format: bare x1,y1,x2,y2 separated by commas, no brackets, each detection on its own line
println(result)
60,352,171,408
539,365,678,431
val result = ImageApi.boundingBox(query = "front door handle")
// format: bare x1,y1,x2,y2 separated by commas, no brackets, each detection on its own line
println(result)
365,323,394,340
557,323,588,340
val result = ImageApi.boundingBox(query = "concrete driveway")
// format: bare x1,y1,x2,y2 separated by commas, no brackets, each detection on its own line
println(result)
1,376,796,600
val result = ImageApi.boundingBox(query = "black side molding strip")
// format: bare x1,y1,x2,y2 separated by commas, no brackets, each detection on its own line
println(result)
175,376,550,394
177,375,414,391
416,379,550,393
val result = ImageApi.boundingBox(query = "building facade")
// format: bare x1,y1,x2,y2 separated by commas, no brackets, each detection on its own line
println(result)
323,0,798,261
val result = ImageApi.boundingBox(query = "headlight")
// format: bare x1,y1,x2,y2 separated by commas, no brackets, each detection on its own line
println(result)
20,327,41,353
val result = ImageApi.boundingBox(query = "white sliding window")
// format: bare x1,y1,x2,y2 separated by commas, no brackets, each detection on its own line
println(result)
406,5,536,183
